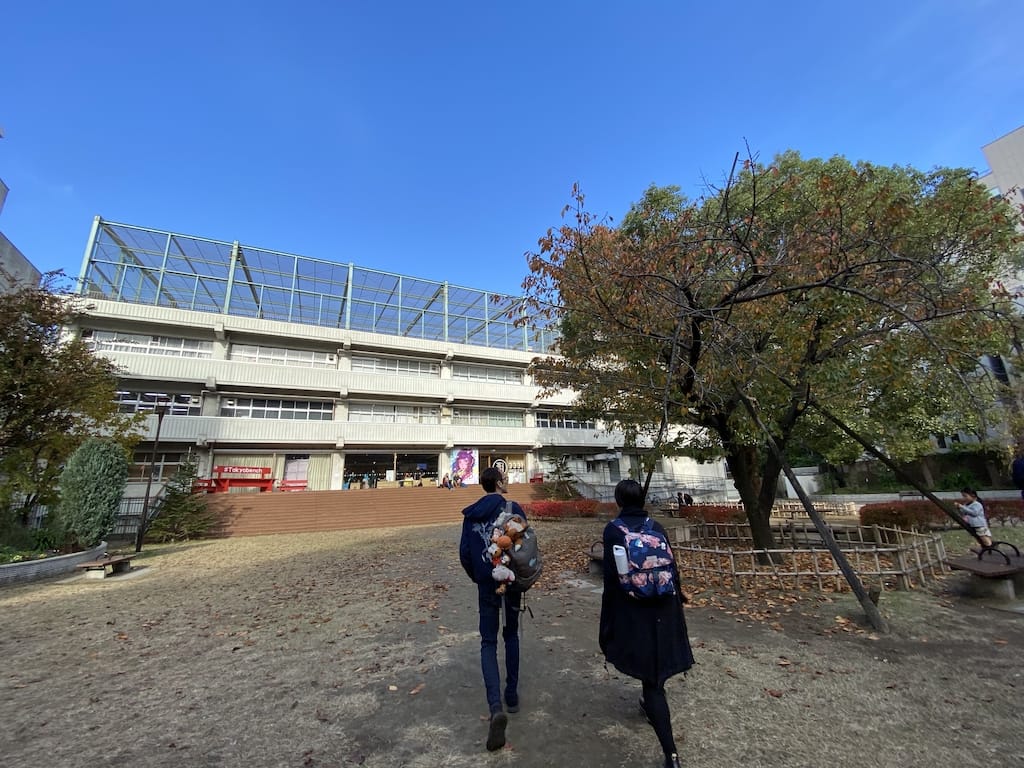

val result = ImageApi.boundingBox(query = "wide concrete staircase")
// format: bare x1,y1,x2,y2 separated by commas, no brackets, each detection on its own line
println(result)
206,483,550,537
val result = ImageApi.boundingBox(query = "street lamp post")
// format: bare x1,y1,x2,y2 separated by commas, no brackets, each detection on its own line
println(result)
135,401,169,553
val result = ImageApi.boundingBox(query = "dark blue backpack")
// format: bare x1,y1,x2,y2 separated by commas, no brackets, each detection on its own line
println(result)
613,516,677,599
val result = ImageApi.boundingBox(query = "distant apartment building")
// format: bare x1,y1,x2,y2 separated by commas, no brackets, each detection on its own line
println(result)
978,124,1024,213
0,177,41,292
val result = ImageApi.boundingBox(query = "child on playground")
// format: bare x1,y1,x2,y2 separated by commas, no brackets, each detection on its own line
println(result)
955,487,992,549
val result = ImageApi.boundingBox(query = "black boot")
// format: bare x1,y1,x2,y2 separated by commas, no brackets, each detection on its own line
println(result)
486,712,507,751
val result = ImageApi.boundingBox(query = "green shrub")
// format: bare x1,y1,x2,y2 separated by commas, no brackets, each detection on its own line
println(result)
146,454,216,542
56,438,128,549
937,470,978,491
31,524,63,551
0,545,52,564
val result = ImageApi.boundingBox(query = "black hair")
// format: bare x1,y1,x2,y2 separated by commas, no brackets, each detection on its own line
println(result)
480,466,504,493
961,487,979,499
614,479,644,509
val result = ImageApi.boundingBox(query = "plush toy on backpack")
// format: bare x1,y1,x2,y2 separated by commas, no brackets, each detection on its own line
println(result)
489,508,543,594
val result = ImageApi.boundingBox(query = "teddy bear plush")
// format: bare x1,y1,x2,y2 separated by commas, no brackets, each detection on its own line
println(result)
489,511,532,594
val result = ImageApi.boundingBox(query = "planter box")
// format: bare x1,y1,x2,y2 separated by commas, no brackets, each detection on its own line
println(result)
0,542,108,587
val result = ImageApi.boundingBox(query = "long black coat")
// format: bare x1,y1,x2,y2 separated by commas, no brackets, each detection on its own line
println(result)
599,508,694,685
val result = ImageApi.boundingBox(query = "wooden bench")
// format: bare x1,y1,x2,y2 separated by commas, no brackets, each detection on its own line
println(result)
946,543,1024,600
277,479,308,492
76,554,135,579
194,466,274,494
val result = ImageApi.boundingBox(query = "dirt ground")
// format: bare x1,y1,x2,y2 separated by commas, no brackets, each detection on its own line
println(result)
2,519,1023,768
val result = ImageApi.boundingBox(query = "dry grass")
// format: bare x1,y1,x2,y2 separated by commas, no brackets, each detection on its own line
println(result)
1,519,1022,768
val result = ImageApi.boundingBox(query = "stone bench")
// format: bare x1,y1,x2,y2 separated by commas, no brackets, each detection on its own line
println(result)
946,543,1024,600
75,554,135,579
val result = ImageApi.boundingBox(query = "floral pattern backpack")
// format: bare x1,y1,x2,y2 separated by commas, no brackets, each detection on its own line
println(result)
613,516,677,599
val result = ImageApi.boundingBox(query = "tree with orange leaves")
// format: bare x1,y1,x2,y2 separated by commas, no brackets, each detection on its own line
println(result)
524,151,1023,555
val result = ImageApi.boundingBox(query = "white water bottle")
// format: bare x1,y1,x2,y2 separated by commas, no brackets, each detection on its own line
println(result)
612,545,629,575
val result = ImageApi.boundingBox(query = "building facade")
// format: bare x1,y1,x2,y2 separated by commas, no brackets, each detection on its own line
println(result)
72,218,728,502
978,124,1024,214
0,177,41,293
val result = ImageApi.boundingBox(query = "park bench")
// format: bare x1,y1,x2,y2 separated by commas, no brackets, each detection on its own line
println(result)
946,542,1024,600
194,466,274,494
277,479,308,492
76,554,135,579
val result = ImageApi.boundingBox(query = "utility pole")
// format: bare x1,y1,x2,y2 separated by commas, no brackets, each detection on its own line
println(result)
135,400,170,553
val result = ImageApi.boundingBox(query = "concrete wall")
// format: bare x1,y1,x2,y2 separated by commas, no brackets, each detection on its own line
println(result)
0,542,108,587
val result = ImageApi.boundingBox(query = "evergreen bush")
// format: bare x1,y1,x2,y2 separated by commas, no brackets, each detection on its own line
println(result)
56,438,128,549
145,454,216,542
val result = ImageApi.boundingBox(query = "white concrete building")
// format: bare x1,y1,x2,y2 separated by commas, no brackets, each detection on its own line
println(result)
72,218,727,502
0,177,41,293
978,124,1024,213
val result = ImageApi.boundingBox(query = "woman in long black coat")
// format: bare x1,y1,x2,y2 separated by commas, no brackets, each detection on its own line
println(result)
600,479,694,768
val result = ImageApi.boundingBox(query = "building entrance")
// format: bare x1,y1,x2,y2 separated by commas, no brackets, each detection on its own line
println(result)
343,452,439,488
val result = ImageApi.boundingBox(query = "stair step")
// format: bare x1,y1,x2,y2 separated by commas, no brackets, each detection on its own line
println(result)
205,484,548,537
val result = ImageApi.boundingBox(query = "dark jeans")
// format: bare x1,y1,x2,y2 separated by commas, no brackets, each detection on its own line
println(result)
477,583,521,714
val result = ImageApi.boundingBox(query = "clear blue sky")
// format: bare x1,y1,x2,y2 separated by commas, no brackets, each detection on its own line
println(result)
3,0,1022,296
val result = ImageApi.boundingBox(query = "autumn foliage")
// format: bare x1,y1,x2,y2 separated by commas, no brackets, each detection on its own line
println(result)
859,498,1024,530
673,505,749,524
522,499,613,519
523,153,1024,555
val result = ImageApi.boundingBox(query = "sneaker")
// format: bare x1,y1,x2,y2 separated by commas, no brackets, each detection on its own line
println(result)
506,693,519,714
638,697,652,725
486,712,508,751
665,753,682,768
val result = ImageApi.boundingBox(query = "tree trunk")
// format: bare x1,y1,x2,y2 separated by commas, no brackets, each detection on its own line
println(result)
723,442,781,558
734,391,889,633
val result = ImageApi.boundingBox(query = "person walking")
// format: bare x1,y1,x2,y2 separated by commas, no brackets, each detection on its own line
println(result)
600,479,694,768
1012,452,1024,502
459,467,525,751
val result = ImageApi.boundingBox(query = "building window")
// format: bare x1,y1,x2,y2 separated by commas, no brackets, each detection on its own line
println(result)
451,408,523,427
229,343,336,369
220,397,334,421
129,450,184,483
83,330,213,358
535,411,596,430
351,355,441,376
116,391,202,416
348,402,440,424
451,363,522,384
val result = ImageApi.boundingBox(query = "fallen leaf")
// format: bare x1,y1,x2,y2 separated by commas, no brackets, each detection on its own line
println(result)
388,685,398,692
409,683,425,695
764,688,784,698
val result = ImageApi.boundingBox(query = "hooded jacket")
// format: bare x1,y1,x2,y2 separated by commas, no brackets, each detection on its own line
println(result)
459,492,526,584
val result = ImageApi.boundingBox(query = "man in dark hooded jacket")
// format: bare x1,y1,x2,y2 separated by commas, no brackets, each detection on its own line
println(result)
459,466,525,751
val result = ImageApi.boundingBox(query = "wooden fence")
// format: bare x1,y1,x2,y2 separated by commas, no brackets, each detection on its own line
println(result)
677,522,947,591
